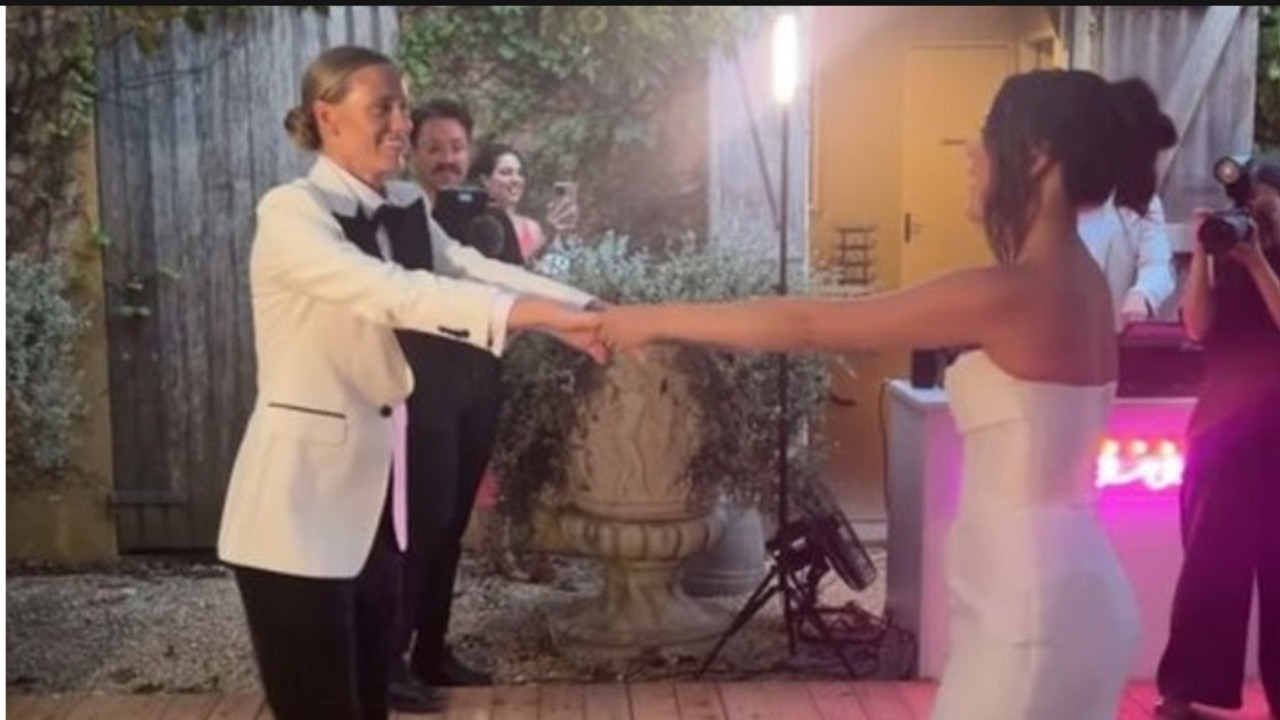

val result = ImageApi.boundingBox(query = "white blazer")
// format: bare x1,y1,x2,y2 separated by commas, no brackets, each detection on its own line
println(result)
217,155,595,579
1077,194,1176,329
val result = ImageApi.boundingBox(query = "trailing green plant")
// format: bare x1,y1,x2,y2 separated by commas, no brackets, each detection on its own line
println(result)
397,6,764,244
491,233,835,531
6,254,92,485
1258,6,1280,151
6,6,269,260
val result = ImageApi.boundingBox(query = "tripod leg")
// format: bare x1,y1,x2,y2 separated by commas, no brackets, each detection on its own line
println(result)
694,566,782,680
800,605,863,678
780,568,798,656
782,556,865,678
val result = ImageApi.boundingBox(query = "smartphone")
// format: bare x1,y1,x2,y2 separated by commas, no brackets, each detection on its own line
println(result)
552,181,578,204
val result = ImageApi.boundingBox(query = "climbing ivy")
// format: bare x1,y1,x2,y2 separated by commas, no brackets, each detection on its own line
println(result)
1258,6,1280,151
397,6,763,242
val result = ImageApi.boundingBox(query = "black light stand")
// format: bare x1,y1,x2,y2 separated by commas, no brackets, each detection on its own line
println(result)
695,17,914,680
776,89,796,658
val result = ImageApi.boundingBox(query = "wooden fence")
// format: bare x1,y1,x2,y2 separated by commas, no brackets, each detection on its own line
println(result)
95,6,399,551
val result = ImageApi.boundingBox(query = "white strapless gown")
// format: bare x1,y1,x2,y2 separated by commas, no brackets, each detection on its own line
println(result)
930,350,1140,720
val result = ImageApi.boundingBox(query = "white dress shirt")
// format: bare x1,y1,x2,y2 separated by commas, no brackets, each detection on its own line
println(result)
1077,194,1176,329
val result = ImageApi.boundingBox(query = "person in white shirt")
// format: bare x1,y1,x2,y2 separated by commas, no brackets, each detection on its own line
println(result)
215,45,605,720
1077,193,1176,329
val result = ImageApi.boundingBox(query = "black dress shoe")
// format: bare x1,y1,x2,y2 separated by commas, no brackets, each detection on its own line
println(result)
389,675,446,714
420,647,493,687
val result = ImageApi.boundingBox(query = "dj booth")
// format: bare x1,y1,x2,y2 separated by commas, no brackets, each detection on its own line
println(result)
883,323,1263,680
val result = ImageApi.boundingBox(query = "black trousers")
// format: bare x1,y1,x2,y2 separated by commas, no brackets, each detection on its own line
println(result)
1156,403,1280,713
232,484,402,720
392,337,504,677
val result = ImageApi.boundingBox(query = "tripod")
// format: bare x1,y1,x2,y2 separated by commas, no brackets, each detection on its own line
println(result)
693,514,897,680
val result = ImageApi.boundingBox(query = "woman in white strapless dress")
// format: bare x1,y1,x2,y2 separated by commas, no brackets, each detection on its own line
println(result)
931,349,1140,719
597,69,1179,720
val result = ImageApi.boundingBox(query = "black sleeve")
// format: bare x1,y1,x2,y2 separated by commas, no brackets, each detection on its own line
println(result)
464,214,507,257
463,211,524,266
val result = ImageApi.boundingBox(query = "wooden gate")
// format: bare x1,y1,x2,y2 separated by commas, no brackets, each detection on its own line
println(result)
1096,5,1259,220
95,6,399,551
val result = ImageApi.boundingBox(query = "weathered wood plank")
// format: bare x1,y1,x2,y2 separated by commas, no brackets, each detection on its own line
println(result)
1154,5,1243,185
489,684,541,720
443,686,494,719
71,693,171,720
807,681,873,720
850,682,913,720
6,695,37,717
172,18,212,549
5,683,1273,719
582,683,630,720
890,681,934,719
225,7,256,490
672,682,726,720
540,682,587,720
627,681,679,720
155,693,222,720
10,693,87,720
205,692,263,719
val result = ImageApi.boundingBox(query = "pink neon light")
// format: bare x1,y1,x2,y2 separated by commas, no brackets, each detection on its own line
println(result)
1095,438,1185,491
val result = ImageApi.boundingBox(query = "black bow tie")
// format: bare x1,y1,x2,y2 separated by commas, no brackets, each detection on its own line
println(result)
370,203,409,233
334,200,430,271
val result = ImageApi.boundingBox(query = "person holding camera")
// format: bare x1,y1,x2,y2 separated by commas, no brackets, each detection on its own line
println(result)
387,98,597,713
1155,158,1280,720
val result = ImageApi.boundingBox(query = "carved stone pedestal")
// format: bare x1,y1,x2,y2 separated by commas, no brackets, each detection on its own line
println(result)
548,348,731,658
549,505,729,658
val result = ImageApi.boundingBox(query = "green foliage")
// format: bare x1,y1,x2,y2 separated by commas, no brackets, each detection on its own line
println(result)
492,233,835,529
6,254,92,484
1258,7,1280,151
6,6,261,259
397,6,762,243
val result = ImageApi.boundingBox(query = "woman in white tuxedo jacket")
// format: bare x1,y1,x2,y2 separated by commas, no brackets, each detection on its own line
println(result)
216,45,605,720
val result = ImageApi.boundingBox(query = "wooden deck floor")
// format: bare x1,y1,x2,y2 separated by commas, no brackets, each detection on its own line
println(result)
5,681,1273,720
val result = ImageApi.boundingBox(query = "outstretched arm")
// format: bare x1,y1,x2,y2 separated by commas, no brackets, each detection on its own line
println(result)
600,266,1022,355
1180,213,1217,342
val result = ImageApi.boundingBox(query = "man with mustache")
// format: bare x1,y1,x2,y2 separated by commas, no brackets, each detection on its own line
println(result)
387,98,580,713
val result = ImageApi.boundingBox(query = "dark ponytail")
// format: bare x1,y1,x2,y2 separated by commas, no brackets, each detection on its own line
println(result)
1107,78,1178,216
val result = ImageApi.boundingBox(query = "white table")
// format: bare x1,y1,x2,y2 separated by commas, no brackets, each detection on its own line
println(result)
883,379,1261,680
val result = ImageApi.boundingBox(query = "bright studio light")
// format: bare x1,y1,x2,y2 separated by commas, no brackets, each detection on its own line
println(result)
772,13,798,105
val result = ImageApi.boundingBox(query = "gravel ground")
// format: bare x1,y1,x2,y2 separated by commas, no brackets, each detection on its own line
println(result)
6,546,899,696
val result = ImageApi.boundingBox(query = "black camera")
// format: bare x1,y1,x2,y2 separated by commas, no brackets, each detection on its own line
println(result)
1198,156,1255,256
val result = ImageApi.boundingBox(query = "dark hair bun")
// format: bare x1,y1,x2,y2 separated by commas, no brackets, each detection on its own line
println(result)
1108,78,1178,214
283,105,321,151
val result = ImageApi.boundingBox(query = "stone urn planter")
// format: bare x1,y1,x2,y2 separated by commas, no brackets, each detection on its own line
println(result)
548,347,731,659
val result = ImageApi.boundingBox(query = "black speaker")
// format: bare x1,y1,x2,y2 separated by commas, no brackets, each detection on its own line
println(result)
1117,322,1204,398
913,348,961,388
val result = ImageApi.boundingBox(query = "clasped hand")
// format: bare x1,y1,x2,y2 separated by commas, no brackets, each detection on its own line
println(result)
518,300,664,364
